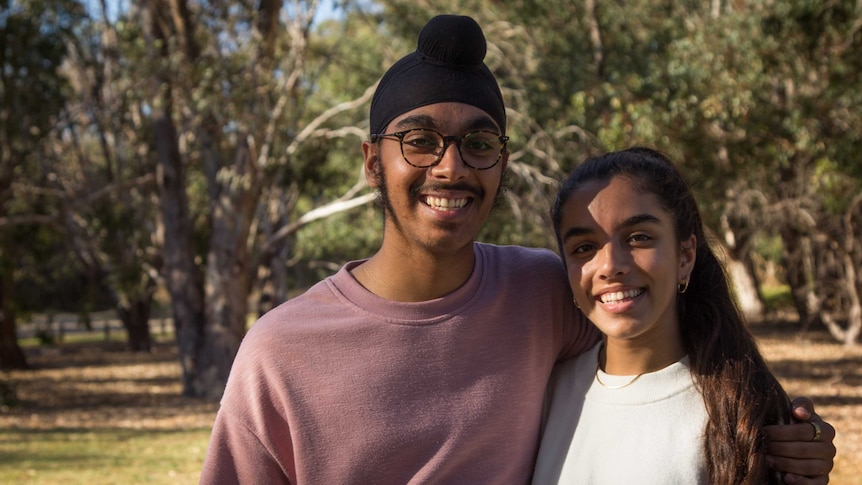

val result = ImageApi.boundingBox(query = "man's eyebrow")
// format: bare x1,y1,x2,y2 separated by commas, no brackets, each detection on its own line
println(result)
464,116,501,133
393,114,437,130
392,114,501,133
561,214,661,242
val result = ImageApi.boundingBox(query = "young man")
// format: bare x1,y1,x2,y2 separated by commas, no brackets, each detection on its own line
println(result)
201,15,835,484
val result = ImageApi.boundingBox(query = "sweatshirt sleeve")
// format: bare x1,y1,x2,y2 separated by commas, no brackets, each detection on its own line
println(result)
200,407,292,485
199,321,297,485
556,284,602,362
517,244,601,363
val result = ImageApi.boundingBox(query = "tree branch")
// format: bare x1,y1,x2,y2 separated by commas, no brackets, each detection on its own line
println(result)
280,82,377,163
0,214,60,228
0,174,156,228
261,192,375,256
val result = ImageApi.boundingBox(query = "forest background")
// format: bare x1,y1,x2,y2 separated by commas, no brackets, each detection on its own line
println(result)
1,0,860,481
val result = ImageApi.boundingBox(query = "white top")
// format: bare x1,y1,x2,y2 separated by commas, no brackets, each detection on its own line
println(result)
532,342,708,485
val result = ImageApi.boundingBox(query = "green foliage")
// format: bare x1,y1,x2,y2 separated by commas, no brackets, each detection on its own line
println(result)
0,0,83,149
311,16,394,109
295,204,382,263
3,0,859,341
760,284,794,312
0,0,94,322
813,157,860,216
6,221,108,313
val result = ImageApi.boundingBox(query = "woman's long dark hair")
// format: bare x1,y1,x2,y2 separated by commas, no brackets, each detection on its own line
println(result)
552,147,791,484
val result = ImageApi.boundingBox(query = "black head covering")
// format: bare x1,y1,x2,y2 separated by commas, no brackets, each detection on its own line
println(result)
369,15,506,136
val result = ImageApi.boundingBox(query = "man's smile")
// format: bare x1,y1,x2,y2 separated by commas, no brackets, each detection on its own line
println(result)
422,196,470,211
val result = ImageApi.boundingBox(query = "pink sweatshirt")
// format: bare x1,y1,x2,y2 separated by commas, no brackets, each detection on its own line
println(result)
200,243,599,484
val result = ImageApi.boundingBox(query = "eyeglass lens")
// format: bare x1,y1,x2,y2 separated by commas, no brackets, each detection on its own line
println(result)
400,129,503,169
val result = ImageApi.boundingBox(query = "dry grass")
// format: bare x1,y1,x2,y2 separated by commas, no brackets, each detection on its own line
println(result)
0,321,859,484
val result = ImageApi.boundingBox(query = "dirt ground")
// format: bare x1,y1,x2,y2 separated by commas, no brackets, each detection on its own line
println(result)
752,321,861,483
1,320,860,483
0,341,217,432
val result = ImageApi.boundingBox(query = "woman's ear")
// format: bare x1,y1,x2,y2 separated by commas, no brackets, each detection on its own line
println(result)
362,141,379,189
679,234,697,281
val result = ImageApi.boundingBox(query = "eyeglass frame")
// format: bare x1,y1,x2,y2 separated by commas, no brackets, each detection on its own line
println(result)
370,128,510,170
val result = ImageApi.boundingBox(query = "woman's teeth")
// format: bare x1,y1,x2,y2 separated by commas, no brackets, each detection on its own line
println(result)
600,289,644,304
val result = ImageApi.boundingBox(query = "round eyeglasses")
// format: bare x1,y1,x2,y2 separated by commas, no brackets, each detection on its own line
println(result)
370,128,509,170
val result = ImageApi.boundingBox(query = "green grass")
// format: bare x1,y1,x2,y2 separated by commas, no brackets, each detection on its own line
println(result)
0,427,211,485
17,327,176,348
760,283,793,311
17,332,130,348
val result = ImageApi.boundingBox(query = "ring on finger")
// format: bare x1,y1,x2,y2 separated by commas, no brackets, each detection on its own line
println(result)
809,421,822,442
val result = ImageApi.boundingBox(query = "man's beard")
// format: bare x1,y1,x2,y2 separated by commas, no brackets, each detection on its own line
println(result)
372,163,508,229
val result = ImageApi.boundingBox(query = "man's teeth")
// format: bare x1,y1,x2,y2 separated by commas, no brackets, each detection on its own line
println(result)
600,289,643,304
425,196,467,210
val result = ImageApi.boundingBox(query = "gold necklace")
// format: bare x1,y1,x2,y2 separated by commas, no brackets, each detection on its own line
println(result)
594,366,646,389
595,345,645,389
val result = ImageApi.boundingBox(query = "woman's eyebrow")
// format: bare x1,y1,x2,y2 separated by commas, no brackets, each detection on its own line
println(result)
561,225,593,243
620,214,662,229
561,214,661,242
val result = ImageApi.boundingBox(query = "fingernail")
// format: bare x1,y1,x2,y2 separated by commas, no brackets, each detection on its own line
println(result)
784,473,800,484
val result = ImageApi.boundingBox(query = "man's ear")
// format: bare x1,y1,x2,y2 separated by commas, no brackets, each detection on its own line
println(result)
362,141,379,189
499,148,509,173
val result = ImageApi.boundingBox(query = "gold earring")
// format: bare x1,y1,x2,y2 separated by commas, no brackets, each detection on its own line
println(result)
678,278,689,294
573,297,580,309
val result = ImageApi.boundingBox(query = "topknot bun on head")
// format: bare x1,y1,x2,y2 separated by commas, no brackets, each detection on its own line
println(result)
417,15,486,66
369,14,506,136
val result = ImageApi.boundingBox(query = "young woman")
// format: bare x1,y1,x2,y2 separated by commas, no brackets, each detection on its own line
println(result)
533,147,796,484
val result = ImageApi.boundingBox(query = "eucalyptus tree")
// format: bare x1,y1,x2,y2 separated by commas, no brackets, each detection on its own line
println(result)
0,0,85,368
128,0,385,397
749,0,862,345
50,2,163,351
487,0,862,341
653,0,862,343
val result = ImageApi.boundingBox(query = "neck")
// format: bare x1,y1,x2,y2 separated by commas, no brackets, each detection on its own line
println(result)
351,242,476,302
600,334,686,376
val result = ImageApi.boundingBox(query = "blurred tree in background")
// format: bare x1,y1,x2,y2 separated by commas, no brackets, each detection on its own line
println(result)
2,0,859,391
1,0,86,369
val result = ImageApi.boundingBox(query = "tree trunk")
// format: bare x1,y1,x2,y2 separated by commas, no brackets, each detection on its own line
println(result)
195,136,261,399
836,197,862,345
118,294,154,352
255,243,290,316
0,273,28,370
145,0,210,397
820,251,862,346
154,109,207,396
0,145,27,369
726,257,764,320
712,226,764,320
781,229,818,327
0,316,27,370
